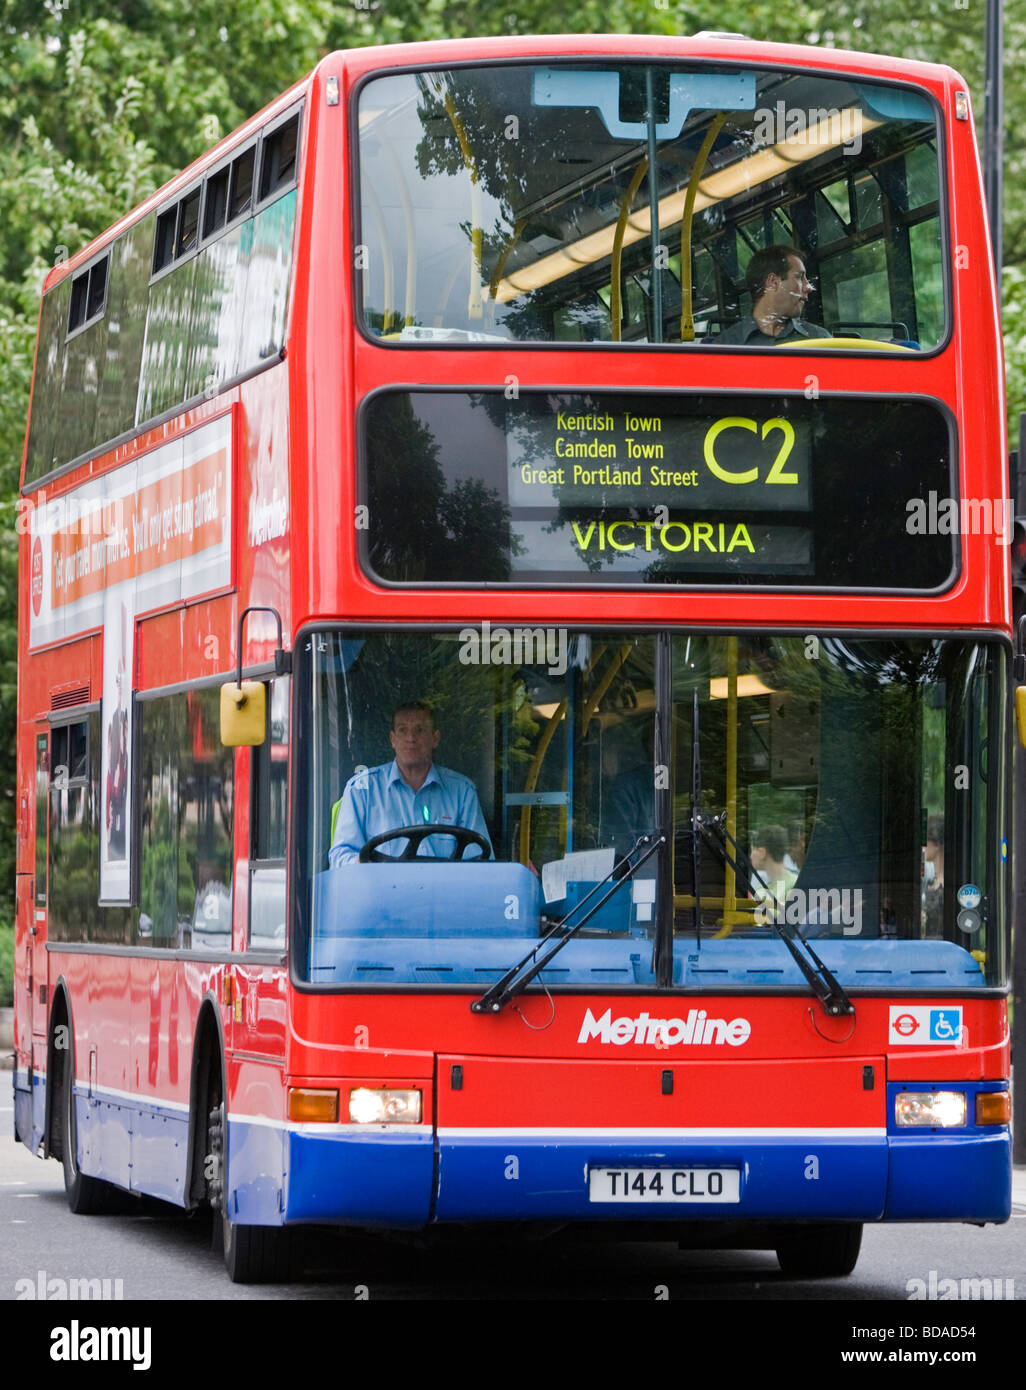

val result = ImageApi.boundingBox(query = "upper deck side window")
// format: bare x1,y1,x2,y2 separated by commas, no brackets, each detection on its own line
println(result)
355,63,945,352
153,185,206,274
23,97,304,490
66,253,109,339
152,101,303,278
228,147,256,223
259,111,301,203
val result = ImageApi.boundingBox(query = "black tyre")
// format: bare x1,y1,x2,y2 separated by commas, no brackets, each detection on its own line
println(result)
59,1034,114,1214
775,1222,863,1278
207,1089,296,1284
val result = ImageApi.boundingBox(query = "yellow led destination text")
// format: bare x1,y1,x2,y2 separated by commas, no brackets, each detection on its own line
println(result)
704,417,799,485
564,464,700,487
554,412,616,458
570,519,756,554
555,437,619,459
556,411,615,431
519,464,700,487
515,409,806,502
554,411,667,462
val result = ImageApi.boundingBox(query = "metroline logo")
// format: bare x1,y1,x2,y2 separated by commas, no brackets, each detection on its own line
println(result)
577,1007,752,1048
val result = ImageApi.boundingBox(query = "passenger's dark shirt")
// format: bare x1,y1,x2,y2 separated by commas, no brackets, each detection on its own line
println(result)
716,315,830,345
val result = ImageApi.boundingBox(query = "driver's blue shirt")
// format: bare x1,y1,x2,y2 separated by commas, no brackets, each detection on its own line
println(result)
328,760,492,867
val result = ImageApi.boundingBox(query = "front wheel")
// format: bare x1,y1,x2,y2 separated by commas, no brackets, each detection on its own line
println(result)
207,1097,296,1284
775,1223,863,1278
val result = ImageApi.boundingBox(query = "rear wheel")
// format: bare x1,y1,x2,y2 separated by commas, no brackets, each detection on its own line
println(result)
59,1036,113,1214
206,1084,296,1284
775,1223,863,1278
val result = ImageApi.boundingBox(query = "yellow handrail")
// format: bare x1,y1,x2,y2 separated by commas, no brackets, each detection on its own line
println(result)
518,698,568,865
489,218,527,302
518,644,608,864
610,159,648,342
679,114,725,342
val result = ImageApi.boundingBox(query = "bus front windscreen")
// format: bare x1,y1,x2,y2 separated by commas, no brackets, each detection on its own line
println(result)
295,630,1007,992
356,62,945,350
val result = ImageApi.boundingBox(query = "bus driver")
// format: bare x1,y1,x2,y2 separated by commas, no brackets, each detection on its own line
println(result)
328,701,492,866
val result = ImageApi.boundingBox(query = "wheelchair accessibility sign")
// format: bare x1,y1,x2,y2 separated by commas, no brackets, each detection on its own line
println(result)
888,1005,963,1046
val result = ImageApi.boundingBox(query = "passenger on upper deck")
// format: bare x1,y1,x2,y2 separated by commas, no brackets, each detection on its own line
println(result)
716,245,830,345
328,701,492,866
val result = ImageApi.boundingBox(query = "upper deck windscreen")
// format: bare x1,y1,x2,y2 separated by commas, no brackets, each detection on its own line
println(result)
356,62,944,350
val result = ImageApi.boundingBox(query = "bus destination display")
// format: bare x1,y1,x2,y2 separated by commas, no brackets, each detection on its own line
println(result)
362,389,955,590
506,396,813,576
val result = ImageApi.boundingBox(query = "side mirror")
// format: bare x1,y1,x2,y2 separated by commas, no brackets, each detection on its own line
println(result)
222,605,291,746
220,680,266,746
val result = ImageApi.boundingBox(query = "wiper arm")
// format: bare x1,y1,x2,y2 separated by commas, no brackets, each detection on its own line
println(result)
470,834,665,1015
697,812,855,1019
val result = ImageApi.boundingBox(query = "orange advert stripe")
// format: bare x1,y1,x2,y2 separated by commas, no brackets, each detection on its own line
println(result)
51,449,228,609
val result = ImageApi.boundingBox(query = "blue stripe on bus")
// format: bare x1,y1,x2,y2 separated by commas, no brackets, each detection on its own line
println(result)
283,1126,435,1225
227,1117,288,1226
43,1076,1012,1228
884,1082,1011,1220
886,1132,1011,1220
433,1132,890,1221
12,1067,43,1155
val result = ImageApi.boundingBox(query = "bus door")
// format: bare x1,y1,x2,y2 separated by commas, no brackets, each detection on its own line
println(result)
233,677,289,1067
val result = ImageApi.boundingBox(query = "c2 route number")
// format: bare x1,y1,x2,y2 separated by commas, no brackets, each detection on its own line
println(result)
703,416,799,486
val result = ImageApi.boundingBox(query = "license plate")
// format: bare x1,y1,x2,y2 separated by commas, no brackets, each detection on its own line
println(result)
588,1166,741,1203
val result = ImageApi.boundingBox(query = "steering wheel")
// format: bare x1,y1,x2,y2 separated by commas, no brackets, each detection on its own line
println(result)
358,823,491,863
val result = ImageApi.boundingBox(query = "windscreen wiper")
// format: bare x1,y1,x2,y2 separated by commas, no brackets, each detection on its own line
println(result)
696,811,855,1019
470,834,664,1015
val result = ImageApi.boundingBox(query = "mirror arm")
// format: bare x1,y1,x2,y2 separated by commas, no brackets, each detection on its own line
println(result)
236,606,290,687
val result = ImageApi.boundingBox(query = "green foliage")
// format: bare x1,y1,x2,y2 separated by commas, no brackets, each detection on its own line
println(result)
1004,265,1026,444
0,921,12,1007
0,1,1023,915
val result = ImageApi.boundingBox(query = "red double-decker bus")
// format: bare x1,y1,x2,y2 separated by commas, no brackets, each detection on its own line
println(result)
14,33,1012,1283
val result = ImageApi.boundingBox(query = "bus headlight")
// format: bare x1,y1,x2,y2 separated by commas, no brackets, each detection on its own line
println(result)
894,1091,966,1127
348,1088,422,1124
